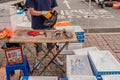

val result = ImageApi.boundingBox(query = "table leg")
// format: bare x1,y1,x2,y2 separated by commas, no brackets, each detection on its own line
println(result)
40,43,65,73
39,42,68,75
24,44,55,75
31,43,57,73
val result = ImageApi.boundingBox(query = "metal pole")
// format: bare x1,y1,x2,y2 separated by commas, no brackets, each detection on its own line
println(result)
86,0,91,34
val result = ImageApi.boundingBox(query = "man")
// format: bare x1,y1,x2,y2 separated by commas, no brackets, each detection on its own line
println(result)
25,0,63,69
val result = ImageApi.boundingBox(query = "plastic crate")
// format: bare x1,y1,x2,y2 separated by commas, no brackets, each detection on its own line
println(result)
3,43,24,65
60,78,68,80
75,32,84,35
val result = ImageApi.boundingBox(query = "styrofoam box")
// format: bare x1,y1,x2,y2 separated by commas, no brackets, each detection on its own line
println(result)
0,0,24,7
0,6,16,16
66,55,93,77
88,50,120,73
73,46,99,55
101,75,120,80
0,13,26,31
16,22,32,30
0,16,11,23
68,76,97,80
20,76,58,80
0,14,17,31
59,43,83,54
55,26,84,33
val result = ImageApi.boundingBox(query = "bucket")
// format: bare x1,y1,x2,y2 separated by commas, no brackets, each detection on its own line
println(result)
112,1,120,9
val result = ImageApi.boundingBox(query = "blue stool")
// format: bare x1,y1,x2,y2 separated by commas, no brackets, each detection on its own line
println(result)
6,55,30,80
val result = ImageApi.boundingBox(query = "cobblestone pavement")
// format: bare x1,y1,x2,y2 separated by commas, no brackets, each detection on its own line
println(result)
1,33,120,80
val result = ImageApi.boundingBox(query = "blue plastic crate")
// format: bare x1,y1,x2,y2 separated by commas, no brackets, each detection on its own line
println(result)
60,78,68,80
78,39,84,43
75,32,84,35
76,35,84,39
96,77,102,80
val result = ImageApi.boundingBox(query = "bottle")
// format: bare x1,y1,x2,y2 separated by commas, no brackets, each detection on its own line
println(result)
44,12,52,20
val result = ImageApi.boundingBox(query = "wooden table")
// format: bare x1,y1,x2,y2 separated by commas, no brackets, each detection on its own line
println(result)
9,30,77,43
9,29,77,75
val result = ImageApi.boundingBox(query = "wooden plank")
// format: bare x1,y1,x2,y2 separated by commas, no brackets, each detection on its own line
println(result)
9,30,77,43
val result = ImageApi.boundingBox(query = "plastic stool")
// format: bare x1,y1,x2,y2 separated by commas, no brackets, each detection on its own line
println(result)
6,55,30,80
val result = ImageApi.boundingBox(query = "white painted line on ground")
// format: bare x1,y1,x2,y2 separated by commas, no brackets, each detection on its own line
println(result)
63,0,71,9
57,9,114,19
60,10,64,15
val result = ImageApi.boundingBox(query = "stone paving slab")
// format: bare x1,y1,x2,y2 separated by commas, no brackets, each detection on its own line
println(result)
0,67,20,80
1,33,120,80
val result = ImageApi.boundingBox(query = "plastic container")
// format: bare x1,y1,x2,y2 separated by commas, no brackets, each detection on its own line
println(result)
112,1,120,9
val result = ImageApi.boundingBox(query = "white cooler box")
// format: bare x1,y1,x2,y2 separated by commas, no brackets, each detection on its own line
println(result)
20,76,58,80
59,43,83,54
66,55,93,77
68,76,97,80
73,46,99,55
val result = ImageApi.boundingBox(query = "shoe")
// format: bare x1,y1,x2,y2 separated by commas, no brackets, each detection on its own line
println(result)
55,57,63,66
34,60,41,69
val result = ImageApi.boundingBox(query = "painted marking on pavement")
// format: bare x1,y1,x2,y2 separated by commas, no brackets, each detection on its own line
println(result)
63,0,71,9
58,9,114,19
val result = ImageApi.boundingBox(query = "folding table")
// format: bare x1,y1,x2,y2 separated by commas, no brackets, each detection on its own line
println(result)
9,29,77,75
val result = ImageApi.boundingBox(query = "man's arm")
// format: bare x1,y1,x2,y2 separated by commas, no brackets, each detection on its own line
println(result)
29,8,42,16
29,8,49,16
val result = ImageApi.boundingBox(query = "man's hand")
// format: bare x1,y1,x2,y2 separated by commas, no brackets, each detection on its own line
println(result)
42,11,52,19
41,11,49,15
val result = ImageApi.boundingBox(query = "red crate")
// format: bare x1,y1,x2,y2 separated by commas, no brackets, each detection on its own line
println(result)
4,46,24,65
